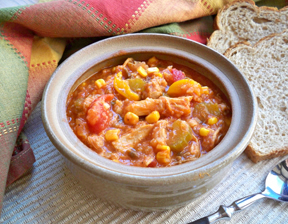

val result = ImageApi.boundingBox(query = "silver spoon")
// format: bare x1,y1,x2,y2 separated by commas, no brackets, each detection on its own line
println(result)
189,158,288,224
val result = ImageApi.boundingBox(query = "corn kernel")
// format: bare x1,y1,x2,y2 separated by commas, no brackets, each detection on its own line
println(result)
147,56,159,66
79,82,87,90
208,117,218,125
154,72,163,78
155,144,170,153
105,129,120,141
202,86,209,94
137,66,148,77
124,112,139,125
95,79,106,88
145,111,160,123
199,127,210,136
147,67,159,74
156,151,171,164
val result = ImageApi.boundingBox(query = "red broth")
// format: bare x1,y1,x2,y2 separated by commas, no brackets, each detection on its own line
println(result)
66,57,231,167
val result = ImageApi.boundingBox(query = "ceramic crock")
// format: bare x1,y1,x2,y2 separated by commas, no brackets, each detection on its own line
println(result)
42,34,257,211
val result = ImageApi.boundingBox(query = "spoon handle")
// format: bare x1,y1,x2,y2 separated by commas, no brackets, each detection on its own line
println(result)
188,193,265,224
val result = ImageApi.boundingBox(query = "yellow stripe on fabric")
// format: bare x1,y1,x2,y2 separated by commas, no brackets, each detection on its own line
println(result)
30,37,66,68
28,37,66,111
0,124,19,137
199,0,235,14
125,0,209,33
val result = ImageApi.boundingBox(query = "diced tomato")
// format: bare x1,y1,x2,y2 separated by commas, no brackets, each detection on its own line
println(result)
171,68,185,82
147,159,157,167
86,94,114,134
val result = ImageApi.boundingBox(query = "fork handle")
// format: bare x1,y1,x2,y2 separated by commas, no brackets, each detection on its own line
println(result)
187,193,265,224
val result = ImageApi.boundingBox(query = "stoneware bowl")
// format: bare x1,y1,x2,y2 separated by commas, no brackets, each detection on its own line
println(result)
42,33,257,211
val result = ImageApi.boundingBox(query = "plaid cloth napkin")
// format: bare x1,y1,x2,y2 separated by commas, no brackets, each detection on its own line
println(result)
0,0,287,215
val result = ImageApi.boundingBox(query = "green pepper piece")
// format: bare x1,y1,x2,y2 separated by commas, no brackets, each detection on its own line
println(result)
74,98,84,111
128,78,146,93
168,120,193,153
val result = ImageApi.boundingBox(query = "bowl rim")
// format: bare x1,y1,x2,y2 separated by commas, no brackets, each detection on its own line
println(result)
42,33,257,185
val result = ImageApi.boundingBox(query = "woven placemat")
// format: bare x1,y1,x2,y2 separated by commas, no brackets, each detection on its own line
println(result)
1,102,287,224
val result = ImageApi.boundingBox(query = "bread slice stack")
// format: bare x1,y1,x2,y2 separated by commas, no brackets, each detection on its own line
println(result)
208,0,288,54
207,0,288,162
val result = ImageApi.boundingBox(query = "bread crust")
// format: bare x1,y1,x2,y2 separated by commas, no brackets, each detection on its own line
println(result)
213,0,256,31
223,41,251,55
224,29,288,55
245,144,288,163
207,0,288,53
212,0,288,31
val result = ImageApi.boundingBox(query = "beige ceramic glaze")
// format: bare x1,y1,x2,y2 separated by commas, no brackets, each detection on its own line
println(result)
42,34,257,211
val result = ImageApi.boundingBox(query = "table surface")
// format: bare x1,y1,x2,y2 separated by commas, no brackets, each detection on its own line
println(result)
1,1,288,224
0,0,38,8
1,104,288,224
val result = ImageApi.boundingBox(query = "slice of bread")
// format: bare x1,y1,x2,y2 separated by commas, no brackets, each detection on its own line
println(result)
224,30,288,162
207,0,288,54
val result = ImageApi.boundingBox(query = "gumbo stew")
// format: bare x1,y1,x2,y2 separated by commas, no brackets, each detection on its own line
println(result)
66,57,232,167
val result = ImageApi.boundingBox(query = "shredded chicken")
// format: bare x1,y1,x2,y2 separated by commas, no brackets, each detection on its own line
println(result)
87,134,105,155
201,127,222,150
189,137,200,157
143,155,155,167
211,127,222,147
123,58,134,67
112,124,154,153
142,76,167,99
124,58,148,73
150,120,168,147
124,96,193,118
113,100,124,115
218,103,230,112
75,118,89,140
